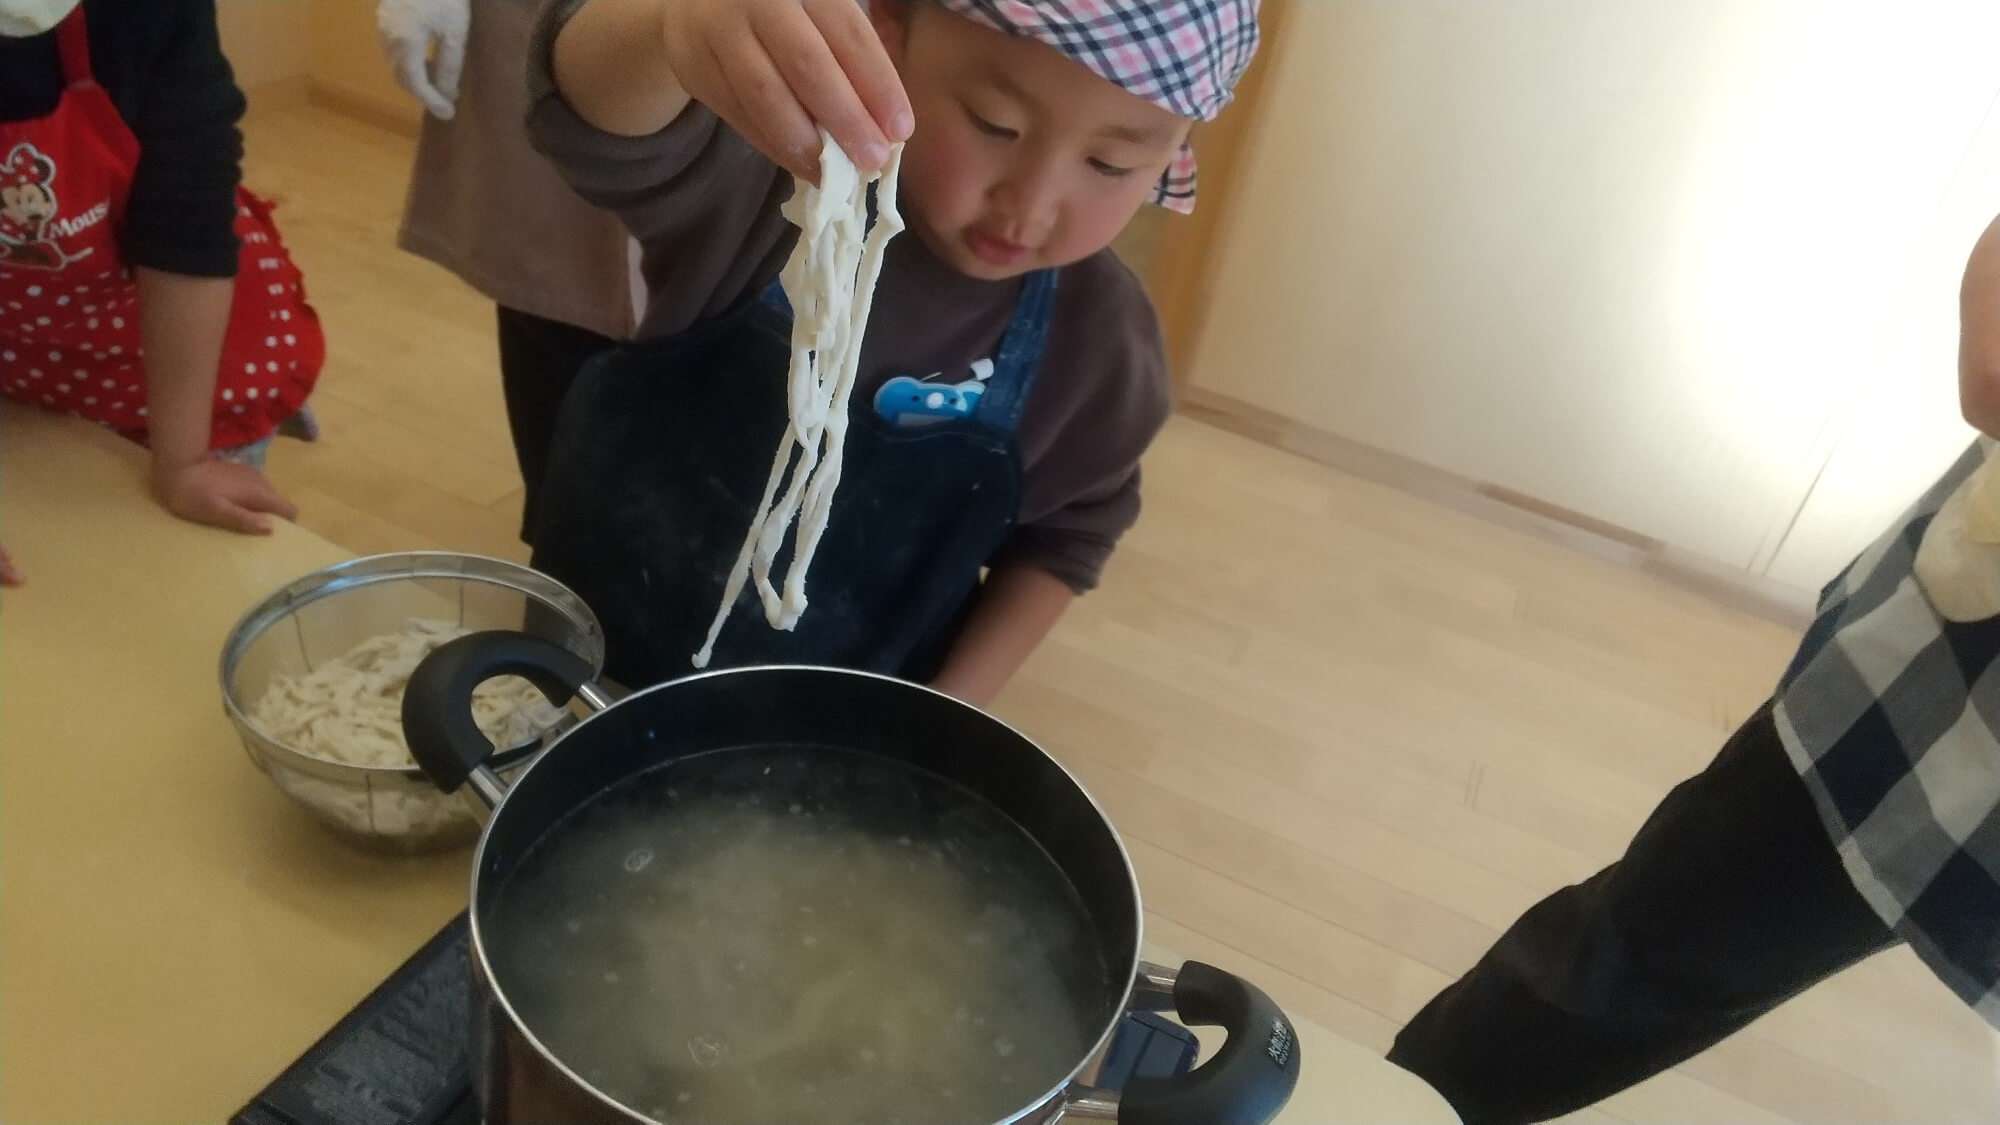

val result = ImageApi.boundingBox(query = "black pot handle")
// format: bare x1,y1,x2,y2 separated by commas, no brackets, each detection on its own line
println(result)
401,631,596,796
1117,962,1301,1125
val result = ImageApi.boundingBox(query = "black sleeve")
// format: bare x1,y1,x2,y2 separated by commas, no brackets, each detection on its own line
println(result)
118,0,245,278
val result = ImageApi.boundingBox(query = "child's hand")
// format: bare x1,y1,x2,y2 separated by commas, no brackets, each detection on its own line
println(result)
0,545,22,587
151,459,301,536
658,0,913,182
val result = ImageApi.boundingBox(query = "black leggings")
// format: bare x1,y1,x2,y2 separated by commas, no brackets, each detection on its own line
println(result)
1388,703,1899,1124
495,305,618,542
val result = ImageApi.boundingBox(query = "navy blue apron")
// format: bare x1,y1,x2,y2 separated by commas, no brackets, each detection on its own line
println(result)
529,268,1058,689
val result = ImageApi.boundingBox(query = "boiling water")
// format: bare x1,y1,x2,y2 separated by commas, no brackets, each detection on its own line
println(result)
485,747,1115,1124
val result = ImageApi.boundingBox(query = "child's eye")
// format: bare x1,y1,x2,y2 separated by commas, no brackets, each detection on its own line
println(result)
1089,159,1138,179
967,110,1018,140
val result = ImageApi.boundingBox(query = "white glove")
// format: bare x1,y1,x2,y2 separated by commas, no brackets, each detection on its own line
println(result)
377,0,471,120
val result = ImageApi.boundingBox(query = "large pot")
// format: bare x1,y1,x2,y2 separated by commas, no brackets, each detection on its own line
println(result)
402,631,1301,1125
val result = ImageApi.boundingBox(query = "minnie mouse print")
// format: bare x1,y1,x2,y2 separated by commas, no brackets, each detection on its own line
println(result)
0,142,84,270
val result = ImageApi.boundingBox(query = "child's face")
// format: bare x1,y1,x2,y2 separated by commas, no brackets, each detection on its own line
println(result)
872,3,1192,281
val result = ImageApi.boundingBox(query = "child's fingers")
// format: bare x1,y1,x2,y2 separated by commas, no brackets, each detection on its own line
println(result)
240,482,301,524
761,0,893,169
201,494,276,535
177,464,298,534
699,58,809,184
805,0,912,143
222,467,301,524
240,486,302,524
715,19,824,181
0,546,24,588
696,79,763,161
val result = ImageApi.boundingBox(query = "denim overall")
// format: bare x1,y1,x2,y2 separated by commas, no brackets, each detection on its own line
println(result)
530,268,1058,688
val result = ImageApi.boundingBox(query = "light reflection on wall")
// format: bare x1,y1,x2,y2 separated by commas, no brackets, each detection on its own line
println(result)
1190,0,2000,590
1666,1,1999,581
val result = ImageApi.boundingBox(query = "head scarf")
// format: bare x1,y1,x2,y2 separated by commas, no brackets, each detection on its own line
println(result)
929,0,1261,213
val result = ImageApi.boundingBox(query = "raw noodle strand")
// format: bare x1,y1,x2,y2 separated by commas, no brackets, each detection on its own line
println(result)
704,153,856,660
782,148,904,623
746,150,853,622
694,439,800,671
754,152,866,624
692,133,903,667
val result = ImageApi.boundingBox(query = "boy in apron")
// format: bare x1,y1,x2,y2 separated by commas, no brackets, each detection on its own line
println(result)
1388,212,2000,1122
524,0,1260,703
0,0,324,585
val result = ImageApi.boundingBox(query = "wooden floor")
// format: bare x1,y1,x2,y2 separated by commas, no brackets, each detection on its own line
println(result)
244,97,1999,1123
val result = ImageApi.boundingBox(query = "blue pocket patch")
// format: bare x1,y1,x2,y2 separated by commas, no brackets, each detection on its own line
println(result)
874,375,986,428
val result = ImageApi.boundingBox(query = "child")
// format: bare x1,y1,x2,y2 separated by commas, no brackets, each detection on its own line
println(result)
1386,213,2000,1123
525,0,1259,703
0,0,324,585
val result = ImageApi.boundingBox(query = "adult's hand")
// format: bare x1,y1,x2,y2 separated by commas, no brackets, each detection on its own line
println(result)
378,0,472,120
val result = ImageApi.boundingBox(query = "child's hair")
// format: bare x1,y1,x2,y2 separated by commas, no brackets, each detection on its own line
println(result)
922,0,1261,212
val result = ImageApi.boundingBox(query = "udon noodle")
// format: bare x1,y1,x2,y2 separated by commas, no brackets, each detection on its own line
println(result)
694,134,905,667
486,748,1113,1124
250,617,562,767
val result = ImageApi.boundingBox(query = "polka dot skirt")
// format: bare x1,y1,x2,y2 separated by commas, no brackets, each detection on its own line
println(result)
0,189,324,451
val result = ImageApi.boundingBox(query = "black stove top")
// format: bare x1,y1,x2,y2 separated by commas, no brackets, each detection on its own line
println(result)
232,914,1195,1125
233,914,478,1125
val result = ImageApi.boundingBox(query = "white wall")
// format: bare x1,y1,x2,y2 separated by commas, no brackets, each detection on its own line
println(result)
1192,0,2000,587
1765,103,2000,589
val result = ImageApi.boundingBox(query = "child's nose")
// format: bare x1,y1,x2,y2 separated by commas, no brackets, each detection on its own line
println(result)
990,163,1063,239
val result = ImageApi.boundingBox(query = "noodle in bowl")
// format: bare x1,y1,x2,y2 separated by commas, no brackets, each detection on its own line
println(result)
219,553,604,853
249,618,563,769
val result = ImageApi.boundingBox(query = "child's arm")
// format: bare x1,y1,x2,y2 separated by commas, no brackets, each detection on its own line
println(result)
136,268,298,533
930,565,1076,708
550,0,910,180
117,5,295,533
1961,213,2000,440
550,0,692,137
3,269,287,580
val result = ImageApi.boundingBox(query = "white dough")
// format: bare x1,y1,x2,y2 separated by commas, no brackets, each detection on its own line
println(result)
694,134,906,668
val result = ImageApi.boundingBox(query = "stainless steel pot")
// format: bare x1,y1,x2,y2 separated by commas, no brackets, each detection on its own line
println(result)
402,632,1301,1125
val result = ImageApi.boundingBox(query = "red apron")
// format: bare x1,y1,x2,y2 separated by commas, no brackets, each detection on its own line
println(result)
0,9,322,451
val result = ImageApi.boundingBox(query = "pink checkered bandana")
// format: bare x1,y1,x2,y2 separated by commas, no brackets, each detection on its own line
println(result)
930,0,1261,213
